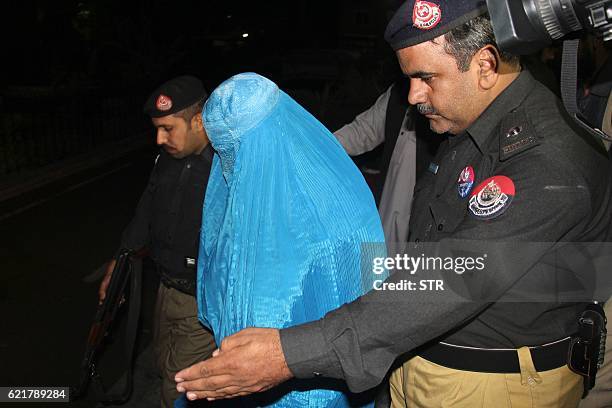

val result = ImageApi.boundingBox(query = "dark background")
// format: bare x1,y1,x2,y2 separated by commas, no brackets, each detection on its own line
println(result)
0,1,401,406
1,0,402,179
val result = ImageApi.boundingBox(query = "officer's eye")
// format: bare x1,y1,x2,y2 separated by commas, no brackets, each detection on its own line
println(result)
421,76,434,84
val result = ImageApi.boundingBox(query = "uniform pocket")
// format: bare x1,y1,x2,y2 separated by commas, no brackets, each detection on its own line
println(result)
429,196,467,235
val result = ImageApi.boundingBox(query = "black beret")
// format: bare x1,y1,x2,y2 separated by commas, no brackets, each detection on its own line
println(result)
385,0,487,51
143,75,208,118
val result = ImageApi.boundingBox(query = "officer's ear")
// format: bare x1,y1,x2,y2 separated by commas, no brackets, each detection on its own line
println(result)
191,113,204,131
476,45,499,91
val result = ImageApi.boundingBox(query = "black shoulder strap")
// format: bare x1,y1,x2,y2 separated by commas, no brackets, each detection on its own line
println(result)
168,159,193,242
376,80,411,205
414,113,446,179
561,39,612,143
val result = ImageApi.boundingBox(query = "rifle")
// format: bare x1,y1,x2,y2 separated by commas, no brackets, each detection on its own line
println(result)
71,248,146,403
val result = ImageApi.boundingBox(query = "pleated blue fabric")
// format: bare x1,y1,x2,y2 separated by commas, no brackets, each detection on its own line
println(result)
197,72,386,407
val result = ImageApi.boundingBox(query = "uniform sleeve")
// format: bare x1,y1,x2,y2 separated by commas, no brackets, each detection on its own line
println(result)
333,85,393,156
280,149,592,392
118,155,159,251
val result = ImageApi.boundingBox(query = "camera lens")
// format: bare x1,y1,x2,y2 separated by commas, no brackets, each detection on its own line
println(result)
534,0,583,39
489,0,611,55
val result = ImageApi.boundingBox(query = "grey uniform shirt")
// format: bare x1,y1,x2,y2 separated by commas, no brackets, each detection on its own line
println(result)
334,85,417,255
281,70,612,392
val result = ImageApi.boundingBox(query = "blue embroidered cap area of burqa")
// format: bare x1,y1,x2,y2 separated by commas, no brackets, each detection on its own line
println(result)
197,72,386,407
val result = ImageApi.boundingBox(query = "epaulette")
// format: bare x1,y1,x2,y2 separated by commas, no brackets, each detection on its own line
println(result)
499,108,540,161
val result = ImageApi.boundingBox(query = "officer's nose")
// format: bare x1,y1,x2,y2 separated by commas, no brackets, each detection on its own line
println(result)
408,78,428,106
156,130,167,146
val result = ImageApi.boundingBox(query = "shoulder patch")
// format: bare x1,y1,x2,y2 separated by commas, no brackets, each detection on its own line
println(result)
468,175,515,220
499,109,540,161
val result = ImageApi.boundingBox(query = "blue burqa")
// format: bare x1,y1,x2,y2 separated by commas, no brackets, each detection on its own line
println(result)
196,73,386,407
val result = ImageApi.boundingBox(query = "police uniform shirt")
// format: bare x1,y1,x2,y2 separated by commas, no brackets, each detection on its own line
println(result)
279,70,612,393
120,144,213,286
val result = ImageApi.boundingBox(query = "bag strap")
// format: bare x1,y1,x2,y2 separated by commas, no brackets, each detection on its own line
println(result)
561,39,612,142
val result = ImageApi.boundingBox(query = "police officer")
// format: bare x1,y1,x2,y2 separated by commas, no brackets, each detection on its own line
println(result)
98,75,216,408
174,2,612,407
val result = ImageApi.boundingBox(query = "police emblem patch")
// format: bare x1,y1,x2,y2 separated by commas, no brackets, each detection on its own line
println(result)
468,176,515,220
457,165,475,198
156,94,173,111
412,1,442,30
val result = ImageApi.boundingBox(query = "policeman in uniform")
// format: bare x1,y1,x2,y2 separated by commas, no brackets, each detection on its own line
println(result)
174,2,612,407
99,75,216,408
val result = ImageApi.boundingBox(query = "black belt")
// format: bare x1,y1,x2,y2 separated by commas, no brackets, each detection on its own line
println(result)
419,337,571,373
157,265,196,296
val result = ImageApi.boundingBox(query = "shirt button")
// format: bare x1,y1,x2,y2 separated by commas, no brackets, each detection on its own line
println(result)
437,224,443,231
313,372,322,377
187,164,192,169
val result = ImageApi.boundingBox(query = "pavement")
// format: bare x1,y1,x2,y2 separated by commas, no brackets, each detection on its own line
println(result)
0,133,150,207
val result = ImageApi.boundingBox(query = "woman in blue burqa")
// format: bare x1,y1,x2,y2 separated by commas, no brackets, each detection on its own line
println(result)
196,73,386,407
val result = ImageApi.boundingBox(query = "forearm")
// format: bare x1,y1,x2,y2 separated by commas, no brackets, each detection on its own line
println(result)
280,270,484,392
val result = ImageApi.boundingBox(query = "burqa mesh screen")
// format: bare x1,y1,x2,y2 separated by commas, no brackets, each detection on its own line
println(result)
197,72,385,407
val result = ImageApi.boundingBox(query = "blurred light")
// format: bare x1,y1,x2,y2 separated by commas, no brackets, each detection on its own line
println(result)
242,33,249,38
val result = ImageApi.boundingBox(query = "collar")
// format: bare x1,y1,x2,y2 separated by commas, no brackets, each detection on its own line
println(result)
201,143,213,162
466,69,534,154
192,143,213,163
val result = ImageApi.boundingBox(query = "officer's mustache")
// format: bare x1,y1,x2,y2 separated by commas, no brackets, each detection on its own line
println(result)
416,104,437,115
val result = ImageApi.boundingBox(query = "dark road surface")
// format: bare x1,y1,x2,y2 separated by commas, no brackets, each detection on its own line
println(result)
0,147,161,407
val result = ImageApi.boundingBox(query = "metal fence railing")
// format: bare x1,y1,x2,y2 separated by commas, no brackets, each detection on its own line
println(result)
0,86,150,178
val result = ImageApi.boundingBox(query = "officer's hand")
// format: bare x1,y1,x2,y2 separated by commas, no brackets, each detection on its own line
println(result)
98,259,116,305
175,328,293,401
